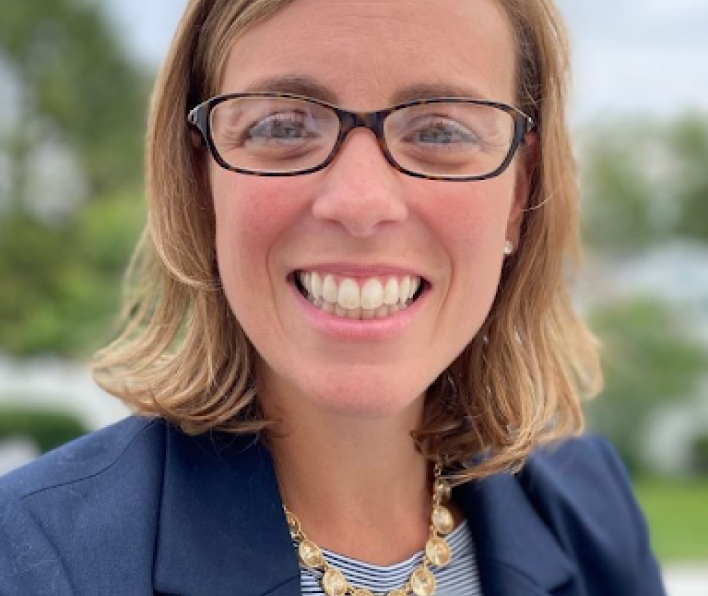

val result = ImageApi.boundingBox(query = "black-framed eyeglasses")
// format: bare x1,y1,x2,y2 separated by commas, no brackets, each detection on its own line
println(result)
187,92,535,181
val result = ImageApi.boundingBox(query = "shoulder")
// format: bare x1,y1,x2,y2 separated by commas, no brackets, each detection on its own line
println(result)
523,434,630,488
521,434,644,526
0,416,168,596
519,434,665,594
1,415,164,499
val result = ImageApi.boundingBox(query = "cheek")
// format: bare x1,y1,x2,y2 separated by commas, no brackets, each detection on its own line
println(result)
211,174,306,267
420,179,516,256
421,179,516,340
211,177,289,329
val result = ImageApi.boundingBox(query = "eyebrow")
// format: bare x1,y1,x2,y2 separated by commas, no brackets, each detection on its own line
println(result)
243,75,338,103
241,75,488,106
390,83,487,104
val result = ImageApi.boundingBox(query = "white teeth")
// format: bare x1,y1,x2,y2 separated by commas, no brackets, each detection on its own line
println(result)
322,275,338,303
361,278,384,310
297,271,423,320
408,277,420,300
383,278,399,306
399,276,411,305
310,272,323,301
338,278,360,309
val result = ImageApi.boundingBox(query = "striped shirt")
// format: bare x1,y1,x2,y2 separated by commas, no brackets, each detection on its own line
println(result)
297,520,482,595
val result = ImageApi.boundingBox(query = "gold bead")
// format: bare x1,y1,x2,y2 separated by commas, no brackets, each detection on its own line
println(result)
285,511,301,536
425,536,451,567
285,469,455,596
432,505,454,535
433,478,451,503
298,539,325,568
410,566,436,596
322,568,348,596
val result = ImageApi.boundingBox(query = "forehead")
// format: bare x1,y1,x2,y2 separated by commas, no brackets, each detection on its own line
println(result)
219,0,517,108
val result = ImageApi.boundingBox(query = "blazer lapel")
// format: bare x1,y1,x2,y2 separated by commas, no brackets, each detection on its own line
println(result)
151,422,578,596
457,473,578,596
152,426,301,596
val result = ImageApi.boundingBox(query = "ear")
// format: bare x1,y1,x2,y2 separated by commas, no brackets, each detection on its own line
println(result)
506,130,539,246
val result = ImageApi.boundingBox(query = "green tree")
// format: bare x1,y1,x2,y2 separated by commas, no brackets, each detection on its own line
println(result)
0,404,89,453
585,298,708,474
580,114,708,253
0,0,149,208
0,0,148,357
666,115,708,241
580,121,664,252
0,189,143,355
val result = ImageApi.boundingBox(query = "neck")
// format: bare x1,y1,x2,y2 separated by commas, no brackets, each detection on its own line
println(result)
264,393,432,564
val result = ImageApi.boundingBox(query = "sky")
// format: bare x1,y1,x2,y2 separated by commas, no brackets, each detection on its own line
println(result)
85,1,708,124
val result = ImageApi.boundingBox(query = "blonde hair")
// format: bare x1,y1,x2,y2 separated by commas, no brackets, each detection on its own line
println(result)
93,0,601,480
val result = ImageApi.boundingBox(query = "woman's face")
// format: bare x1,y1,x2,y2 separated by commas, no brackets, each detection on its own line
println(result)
211,0,529,420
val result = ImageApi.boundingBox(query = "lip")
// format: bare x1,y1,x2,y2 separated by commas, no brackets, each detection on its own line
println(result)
287,267,429,340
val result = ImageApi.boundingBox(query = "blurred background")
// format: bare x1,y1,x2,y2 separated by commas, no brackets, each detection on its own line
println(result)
0,0,706,592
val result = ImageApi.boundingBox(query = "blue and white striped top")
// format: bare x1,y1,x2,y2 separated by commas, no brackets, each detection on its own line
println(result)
297,520,482,595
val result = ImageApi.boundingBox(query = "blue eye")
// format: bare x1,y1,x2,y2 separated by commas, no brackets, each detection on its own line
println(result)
247,113,314,143
402,118,480,149
412,123,476,144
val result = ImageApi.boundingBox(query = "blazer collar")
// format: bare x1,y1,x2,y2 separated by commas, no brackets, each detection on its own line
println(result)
456,473,577,596
153,425,301,596
153,425,576,596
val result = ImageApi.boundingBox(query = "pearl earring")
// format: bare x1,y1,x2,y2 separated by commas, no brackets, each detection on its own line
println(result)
503,240,514,256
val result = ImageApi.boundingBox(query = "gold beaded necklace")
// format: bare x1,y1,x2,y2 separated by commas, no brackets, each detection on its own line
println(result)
283,463,455,596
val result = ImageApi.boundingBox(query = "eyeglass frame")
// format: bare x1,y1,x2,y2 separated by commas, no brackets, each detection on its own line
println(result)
187,92,536,182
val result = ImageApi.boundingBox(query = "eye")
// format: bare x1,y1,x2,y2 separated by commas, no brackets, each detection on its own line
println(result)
209,97,339,170
245,111,316,144
401,116,481,149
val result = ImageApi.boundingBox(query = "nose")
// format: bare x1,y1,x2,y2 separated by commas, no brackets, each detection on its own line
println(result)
311,129,408,238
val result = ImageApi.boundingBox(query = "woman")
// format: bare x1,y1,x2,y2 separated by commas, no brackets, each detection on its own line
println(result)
0,0,666,595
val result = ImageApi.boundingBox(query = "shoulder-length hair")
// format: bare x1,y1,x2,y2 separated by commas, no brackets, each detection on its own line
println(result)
92,0,601,481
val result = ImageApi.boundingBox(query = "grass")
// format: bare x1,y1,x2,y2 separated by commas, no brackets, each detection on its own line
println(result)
634,476,708,563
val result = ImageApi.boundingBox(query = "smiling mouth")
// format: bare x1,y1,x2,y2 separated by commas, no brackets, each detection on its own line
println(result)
294,271,425,320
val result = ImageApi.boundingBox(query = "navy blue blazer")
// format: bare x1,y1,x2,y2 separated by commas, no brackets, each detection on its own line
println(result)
0,416,666,596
